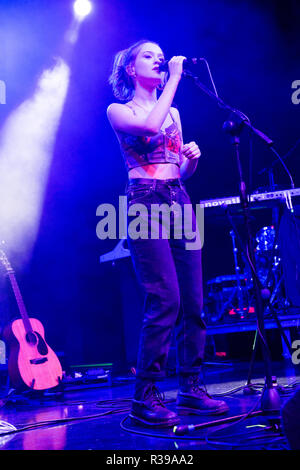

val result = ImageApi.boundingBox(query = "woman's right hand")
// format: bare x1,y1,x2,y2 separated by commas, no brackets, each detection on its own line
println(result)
167,56,186,80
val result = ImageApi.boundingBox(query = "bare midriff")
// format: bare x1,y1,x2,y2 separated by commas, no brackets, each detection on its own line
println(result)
128,163,181,180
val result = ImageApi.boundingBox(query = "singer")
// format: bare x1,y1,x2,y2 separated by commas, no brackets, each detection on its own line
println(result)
107,40,228,427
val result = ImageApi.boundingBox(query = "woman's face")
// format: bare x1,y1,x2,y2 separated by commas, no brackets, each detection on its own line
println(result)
131,42,165,87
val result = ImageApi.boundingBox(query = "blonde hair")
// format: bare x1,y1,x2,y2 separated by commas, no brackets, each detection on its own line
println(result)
108,40,167,101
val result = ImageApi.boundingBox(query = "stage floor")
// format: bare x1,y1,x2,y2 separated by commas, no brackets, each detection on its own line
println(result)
0,360,299,452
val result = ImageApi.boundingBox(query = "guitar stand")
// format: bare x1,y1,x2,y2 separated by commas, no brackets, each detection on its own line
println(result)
0,372,65,406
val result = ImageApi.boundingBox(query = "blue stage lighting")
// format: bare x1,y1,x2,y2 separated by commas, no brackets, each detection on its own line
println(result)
73,0,92,20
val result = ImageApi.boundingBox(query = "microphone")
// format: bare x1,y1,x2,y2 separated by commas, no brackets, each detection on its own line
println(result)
158,57,205,72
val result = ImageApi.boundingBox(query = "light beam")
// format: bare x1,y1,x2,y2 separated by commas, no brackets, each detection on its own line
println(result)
0,58,70,264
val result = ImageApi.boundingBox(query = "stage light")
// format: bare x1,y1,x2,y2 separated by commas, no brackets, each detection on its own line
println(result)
0,58,70,264
73,0,92,20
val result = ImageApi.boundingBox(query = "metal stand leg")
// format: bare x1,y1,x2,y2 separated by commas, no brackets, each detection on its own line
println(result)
282,328,292,359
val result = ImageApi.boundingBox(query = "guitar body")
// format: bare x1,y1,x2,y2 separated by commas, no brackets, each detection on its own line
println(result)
3,318,63,390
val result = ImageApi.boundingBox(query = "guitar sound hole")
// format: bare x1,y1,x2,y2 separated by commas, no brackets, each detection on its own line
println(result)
25,331,48,355
26,332,37,345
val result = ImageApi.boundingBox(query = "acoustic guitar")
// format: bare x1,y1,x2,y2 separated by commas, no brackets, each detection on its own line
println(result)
0,249,63,390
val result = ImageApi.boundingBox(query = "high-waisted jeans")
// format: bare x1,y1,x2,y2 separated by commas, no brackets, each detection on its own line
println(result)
125,177,206,380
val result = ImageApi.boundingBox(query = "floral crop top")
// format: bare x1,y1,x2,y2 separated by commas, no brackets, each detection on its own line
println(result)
117,107,182,171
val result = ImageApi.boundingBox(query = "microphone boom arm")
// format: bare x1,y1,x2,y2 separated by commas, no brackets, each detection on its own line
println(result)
182,68,295,188
183,70,273,145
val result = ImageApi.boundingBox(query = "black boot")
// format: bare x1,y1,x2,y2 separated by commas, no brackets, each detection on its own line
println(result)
177,374,229,415
130,379,180,427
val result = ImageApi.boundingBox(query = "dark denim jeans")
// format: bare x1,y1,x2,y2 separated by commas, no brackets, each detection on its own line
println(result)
125,177,206,380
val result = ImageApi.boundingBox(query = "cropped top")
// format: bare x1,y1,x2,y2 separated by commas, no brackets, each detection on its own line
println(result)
117,106,182,171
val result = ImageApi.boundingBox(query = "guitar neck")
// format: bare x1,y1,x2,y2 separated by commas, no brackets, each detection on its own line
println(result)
7,272,33,334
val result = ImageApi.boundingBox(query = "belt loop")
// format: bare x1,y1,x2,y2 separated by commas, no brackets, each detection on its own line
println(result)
152,179,157,191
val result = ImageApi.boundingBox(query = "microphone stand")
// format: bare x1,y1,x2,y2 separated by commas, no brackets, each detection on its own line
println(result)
182,69,295,187
221,118,281,411
179,69,286,425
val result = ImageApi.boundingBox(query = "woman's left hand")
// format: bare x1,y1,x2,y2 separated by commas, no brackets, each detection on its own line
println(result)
182,141,201,160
